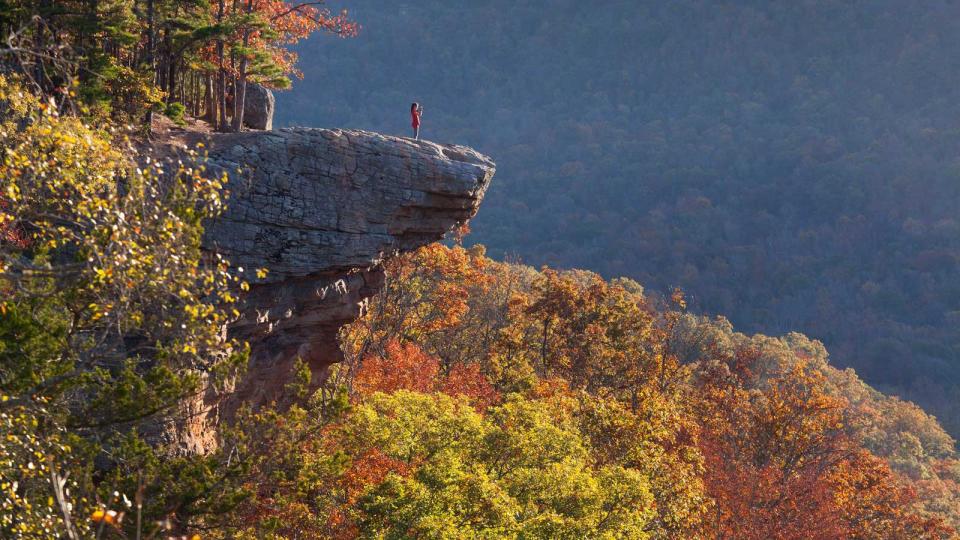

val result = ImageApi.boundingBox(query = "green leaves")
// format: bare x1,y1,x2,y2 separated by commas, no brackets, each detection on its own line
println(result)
0,75,247,536
343,391,655,539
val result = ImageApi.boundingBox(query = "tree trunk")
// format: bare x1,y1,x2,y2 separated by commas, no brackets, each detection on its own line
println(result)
167,55,177,103
204,74,216,124
194,73,201,117
33,0,50,92
231,0,255,132
144,0,155,132
164,31,177,103
79,0,99,90
231,75,247,132
192,72,199,117
215,0,228,131
217,56,227,131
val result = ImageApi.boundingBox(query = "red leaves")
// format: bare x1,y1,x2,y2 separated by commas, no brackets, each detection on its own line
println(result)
700,435,844,540
353,340,440,396
353,340,499,411
340,448,411,504
0,198,28,249
695,347,954,539
441,362,499,411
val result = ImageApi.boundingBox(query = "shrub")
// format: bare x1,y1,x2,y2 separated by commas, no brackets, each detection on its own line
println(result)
165,101,187,126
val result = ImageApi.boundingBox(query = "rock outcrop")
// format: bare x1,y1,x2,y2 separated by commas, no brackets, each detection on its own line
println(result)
201,128,494,409
241,83,275,130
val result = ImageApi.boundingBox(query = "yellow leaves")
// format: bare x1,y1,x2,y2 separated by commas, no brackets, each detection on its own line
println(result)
4,183,18,202
90,508,118,524
184,302,215,320
88,303,105,321
183,303,202,319
0,404,77,534
94,266,114,282
256,267,269,279
0,75,256,535
671,288,687,310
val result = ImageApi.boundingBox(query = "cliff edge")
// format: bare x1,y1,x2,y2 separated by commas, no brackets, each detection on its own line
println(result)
200,128,494,408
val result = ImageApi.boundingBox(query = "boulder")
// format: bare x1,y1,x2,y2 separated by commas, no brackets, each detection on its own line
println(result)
241,83,275,130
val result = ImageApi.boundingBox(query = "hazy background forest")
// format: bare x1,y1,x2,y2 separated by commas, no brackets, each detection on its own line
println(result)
277,0,960,435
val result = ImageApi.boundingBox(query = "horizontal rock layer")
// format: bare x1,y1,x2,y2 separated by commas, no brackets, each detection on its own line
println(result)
201,128,494,407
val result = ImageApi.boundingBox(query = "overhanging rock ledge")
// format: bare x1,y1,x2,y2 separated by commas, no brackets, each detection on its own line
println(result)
200,128,494,407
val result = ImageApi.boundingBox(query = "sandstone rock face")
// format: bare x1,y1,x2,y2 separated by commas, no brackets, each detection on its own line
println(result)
241,83,275,130
202,128,494,408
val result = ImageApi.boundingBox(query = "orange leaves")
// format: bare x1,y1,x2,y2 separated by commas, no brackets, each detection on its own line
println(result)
426,282,472,333
265,3,359,41
353,340,439,396
353,340,499,411
694,347,954,539
345,243,497,369
0,221,27,249
201,1,357,83
441,362,499,411
828,451,954,539
699,434,844,540
696,349,836,538
340,448,411,504
383,243,492,334
523,268,668,396
334,244,957,538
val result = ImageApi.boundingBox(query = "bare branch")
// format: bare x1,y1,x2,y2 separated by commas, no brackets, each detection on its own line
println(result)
269,1,328,22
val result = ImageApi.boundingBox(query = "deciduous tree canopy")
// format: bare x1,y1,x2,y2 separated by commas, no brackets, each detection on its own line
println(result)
218,244,958,539
280,0,960,437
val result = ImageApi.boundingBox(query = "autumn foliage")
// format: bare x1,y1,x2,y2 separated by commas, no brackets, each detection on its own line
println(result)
0,0,357,131
694,347,952,539
218,244,958,539
352,339,500,410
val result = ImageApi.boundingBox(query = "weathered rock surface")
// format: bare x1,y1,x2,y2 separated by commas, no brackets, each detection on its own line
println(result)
241,83,275,130
201,128,494,408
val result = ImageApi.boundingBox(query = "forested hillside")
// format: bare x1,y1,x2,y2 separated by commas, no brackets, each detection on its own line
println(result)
279,0,960,434
238,243,960,538
4,0,960,537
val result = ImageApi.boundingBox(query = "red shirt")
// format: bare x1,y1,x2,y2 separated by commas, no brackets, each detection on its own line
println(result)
411,108,421,128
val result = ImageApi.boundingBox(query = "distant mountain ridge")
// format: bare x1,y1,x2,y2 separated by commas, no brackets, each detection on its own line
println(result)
279,0,960,434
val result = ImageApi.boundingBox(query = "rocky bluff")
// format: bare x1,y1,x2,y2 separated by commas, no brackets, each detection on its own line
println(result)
201,128,494,408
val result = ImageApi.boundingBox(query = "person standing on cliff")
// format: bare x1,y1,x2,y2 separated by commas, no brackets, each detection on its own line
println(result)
411,102,423,140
